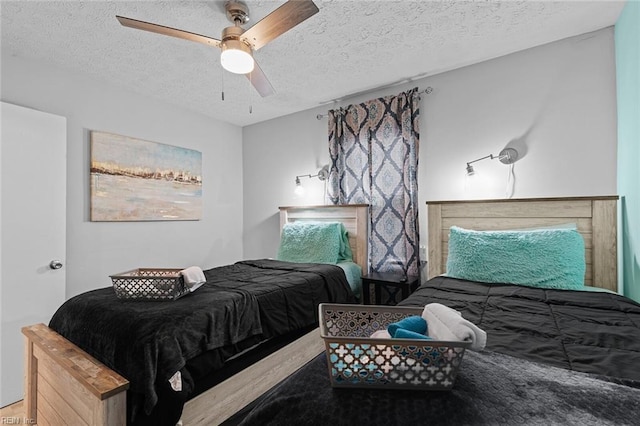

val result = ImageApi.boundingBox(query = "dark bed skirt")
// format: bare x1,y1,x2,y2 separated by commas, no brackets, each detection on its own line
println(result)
131,325,317,426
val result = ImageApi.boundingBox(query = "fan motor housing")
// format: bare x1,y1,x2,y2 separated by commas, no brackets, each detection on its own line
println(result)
222,25,245,41
221,26,252,51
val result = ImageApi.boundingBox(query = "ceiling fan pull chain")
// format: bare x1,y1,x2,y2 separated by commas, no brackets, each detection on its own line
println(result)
221,68,225,101
249,71,253,114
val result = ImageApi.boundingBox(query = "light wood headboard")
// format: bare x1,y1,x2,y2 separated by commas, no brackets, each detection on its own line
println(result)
426,196,618,291
279,204,370,274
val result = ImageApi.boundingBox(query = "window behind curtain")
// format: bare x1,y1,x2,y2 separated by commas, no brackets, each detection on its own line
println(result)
327,88,420,276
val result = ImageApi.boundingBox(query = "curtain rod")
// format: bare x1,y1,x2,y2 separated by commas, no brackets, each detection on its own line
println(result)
316,86,433,120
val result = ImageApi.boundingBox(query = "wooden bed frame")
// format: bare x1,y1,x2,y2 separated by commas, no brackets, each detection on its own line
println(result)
18,198,622,424
21,204,370,426
426,196,618,292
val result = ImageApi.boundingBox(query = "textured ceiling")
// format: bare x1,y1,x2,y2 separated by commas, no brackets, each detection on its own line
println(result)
0,1,625,127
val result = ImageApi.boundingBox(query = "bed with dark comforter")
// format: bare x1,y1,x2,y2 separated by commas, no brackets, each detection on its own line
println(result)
233,276,640,425
49,259,356,425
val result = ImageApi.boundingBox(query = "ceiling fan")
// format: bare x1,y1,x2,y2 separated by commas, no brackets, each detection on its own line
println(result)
116,0,319,97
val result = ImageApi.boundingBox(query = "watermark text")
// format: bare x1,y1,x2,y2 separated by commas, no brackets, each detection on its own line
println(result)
0,417,36,424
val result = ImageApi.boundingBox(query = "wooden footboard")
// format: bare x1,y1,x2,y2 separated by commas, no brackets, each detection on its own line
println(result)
22,323,129,425
22,324,324,426
182,328,325,425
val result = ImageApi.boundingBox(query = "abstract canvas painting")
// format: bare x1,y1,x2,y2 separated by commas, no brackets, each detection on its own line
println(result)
90,131,202,221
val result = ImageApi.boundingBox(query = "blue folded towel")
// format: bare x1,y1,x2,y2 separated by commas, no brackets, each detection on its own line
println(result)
388,315,428,339
394,328,432,340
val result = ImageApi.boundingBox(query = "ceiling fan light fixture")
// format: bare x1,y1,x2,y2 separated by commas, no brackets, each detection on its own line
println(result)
116,0,319,96
220,39,254,74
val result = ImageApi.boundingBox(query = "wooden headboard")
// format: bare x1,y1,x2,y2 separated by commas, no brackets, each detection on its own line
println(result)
279,204,370,274
426,196,618,291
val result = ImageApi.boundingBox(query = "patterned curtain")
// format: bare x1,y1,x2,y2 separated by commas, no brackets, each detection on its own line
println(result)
327,88,420,276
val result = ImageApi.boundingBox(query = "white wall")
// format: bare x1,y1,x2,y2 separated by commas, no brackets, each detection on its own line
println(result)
1,55,244,298
242,108,330,259
243,28,618,260
0,27,619,295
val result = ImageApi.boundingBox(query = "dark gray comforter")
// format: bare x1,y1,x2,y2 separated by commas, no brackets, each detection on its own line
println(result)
400,276,640,381
236,276,640,425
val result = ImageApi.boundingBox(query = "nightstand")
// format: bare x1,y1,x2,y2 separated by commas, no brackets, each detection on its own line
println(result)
362,272,420,305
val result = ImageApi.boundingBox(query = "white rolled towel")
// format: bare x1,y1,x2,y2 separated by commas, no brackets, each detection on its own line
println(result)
180,266,206,292
421,303,487,351
370,329,392,339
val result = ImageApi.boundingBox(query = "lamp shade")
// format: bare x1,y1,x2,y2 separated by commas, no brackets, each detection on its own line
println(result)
294,177,305,196
466,164,475,176
220,39,254,74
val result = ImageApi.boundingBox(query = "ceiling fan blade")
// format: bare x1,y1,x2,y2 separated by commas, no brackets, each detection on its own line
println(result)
116,16,221,48
241,0,319,51
246,60,275,97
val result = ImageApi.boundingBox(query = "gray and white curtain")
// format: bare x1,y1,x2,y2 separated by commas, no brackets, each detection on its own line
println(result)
327,88,420,276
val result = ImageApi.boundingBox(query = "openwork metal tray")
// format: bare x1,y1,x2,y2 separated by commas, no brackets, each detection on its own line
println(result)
319,303,470,390
110,268,189,301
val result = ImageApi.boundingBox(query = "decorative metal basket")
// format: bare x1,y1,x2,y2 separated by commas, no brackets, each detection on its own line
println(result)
319,303,470,390
110,268,190,301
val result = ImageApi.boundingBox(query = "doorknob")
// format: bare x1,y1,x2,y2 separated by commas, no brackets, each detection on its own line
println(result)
49,260,63,270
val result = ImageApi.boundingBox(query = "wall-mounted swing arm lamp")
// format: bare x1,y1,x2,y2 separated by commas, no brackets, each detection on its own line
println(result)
465,147,518,176
294,165,329,196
